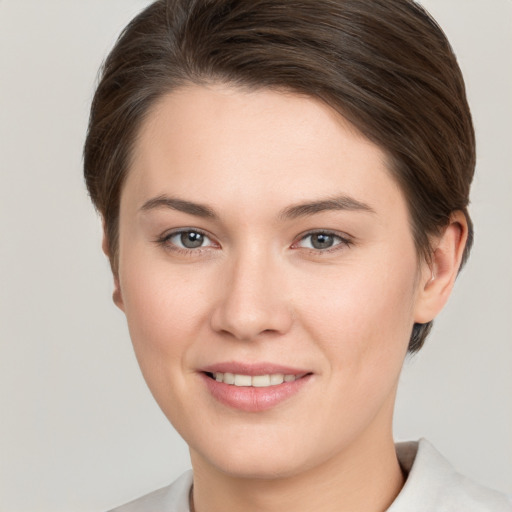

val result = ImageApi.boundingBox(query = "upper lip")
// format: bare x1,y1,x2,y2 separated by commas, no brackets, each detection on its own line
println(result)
200,361,310,376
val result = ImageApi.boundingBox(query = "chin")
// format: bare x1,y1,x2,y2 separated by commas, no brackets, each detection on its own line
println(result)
210,452,308,480
189,426,333,481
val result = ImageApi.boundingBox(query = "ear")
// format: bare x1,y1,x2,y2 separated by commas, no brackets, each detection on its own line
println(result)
414,211,468,324
101,219,125,312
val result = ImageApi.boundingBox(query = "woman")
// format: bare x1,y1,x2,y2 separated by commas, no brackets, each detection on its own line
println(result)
83,0,511,510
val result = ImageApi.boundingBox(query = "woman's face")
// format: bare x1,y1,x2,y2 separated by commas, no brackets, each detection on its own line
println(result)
115,84,430,478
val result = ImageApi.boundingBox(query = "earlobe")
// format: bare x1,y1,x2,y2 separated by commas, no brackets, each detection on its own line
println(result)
112,275,125,312
101,219,125,312
414,211,468,324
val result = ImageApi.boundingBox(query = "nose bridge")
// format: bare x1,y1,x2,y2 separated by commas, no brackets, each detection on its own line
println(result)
210,242,292,340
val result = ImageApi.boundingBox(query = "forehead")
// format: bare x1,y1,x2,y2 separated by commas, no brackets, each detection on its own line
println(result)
125,84,406,221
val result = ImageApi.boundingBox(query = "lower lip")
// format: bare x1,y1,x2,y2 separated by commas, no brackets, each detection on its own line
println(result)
201,373,311,412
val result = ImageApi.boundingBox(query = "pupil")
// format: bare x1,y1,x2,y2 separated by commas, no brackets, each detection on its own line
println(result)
181,231,204,248
312,233,333,249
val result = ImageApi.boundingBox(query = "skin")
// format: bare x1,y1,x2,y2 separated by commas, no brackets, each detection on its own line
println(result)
108,84,467,512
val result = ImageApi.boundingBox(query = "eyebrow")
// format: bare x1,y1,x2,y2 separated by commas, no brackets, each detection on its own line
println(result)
140,195,216,218
278,195,376,220
140,194,375,220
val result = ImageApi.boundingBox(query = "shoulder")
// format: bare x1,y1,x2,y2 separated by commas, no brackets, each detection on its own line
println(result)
390,439,511,511
107,470,193,512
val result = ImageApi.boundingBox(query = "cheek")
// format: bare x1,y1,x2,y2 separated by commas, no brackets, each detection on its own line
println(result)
288,253,418,438
295,250,417,372
116,257,219,436
117,247,208,381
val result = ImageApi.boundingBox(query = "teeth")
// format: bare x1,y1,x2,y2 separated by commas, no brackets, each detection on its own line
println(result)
234,374,252,387
270,374,285,385
252,375,271,387
224,372,235,385
212,372,298,387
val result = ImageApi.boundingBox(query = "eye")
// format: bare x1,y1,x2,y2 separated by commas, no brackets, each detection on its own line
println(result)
295,231,351,251
160,229,216,251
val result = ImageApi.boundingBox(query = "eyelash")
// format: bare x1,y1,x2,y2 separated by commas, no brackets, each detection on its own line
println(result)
155,229,353,256
155,228,217,255
292,230,353,254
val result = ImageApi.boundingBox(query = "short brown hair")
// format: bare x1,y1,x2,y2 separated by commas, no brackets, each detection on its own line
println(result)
84,0,475,352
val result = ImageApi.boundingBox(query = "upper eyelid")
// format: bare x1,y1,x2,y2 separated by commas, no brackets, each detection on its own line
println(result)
292,230,354,251
160,227,214,241
155,228,219,251
294,229,352,242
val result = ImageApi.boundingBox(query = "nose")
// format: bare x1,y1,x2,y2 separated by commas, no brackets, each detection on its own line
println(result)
210,249,293,341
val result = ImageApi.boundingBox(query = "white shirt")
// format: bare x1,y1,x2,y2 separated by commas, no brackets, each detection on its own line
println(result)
108,439,511,511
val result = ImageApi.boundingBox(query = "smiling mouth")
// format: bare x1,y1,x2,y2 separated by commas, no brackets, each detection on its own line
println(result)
205,372,309,387
201,368,312,411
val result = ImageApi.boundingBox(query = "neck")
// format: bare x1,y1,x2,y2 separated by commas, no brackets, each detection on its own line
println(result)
190,428,404,512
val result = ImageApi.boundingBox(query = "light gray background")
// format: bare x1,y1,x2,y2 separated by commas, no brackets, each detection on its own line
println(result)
0,1,510,511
